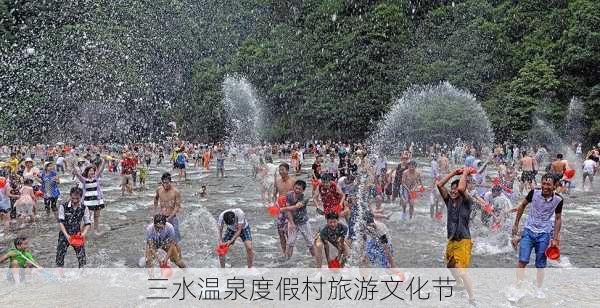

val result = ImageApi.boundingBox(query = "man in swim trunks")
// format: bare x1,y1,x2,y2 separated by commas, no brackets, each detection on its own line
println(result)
273,163,296,255
402,160,423,220
549,154,567,191
519,151,536,193
145,214,186,270
152,173,183,253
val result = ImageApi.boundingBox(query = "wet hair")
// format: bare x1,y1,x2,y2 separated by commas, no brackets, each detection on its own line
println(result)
223,211,236,225
161,172,172,182
294,180,307,190
265,155,273,163
450,179,460,188
279,162,289,171
541,173,557,184
325,211,339,220
70,186,83,197
557,153,563,159
408,160,417,167
14,237,27,247
153,214,167,225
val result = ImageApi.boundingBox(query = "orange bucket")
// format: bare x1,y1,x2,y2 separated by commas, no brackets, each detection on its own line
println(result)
328,259,341,269
69,234,85,248
267,205,280,217
564,169,575,179
409,191,417,200
277,195,287,207
545,246,560,260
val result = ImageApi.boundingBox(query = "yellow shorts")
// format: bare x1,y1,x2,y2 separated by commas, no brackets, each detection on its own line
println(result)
445,239,472,268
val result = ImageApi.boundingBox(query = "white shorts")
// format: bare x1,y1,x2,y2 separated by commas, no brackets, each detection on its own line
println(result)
287,222,315,248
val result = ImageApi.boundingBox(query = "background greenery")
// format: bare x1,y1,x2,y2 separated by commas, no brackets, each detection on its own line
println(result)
1,0,598,146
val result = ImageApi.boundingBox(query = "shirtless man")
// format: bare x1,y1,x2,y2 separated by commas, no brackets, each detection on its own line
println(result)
438,152,450,174
550,153,571,193
152,173,183,253
392,151,410,205
550,154,569,192
402,160,423,220
519,151,536,193
273,163,296,255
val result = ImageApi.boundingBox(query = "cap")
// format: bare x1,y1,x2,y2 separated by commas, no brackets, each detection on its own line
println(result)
24,158,33,163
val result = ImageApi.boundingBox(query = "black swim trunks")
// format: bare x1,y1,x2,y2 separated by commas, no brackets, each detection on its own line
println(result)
521,171,535,182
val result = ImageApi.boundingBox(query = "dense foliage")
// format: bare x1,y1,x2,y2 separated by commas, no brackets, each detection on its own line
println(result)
1,0,598,146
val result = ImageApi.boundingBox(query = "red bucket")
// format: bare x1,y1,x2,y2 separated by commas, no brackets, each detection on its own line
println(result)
216,244,229,256
160,261,173,278
545,246,560,260
409,191,417,200
0,177,6,189
267,205,280,217
69,234,85,248
564,169,575,179
311,178,320,188
328,259,341,269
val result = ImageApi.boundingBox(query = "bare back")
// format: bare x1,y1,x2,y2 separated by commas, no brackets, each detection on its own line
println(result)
520,156,533,171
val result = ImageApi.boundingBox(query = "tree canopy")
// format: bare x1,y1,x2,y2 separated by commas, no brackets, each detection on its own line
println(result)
1,0,598,146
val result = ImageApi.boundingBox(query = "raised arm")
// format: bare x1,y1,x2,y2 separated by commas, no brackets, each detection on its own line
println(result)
457,168,470,198
436,169,459,202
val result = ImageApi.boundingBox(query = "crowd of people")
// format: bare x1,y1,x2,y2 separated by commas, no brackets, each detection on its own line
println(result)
0,139,599,305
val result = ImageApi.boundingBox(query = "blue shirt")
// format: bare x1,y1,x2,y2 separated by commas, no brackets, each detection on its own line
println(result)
40,170,60,198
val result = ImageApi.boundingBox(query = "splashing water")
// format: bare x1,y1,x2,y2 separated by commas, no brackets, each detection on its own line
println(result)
370,82,494,155
223,76,263,145
565,97,585,145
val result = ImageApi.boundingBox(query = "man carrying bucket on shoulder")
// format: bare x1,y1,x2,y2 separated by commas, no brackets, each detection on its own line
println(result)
512,173,563,298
